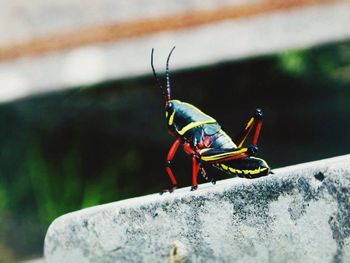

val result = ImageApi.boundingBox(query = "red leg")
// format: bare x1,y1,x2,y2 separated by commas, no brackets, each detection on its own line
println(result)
165,138,181,188
236,117,255,148
191,155,200,191
253,119,262,146
235,108,264,147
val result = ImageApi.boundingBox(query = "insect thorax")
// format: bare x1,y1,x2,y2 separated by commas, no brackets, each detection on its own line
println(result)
165,100,218,136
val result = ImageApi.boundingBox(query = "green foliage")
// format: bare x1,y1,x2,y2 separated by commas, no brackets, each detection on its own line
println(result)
277,42,350,84
0,181,8,214
278,50,307,76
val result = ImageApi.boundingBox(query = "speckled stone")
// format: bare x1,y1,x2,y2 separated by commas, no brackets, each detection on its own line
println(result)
44,155,350,263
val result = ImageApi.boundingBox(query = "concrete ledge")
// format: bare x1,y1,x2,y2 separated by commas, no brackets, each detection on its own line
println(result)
44,155,350,262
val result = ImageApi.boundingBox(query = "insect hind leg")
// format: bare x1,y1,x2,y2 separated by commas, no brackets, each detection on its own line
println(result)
213,157,270,179
234,108,264,148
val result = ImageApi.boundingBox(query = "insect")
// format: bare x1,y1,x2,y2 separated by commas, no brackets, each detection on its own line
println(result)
151,47,271,192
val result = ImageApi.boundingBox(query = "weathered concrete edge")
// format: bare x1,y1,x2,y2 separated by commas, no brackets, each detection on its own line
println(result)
44,153,350,242
47,153,350,220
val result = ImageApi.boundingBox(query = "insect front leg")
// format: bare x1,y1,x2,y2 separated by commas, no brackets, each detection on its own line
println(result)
191,155,216,191
163,138,181,193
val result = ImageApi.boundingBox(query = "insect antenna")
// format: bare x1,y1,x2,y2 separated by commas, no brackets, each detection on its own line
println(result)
151,48,165,98
165,46,176,103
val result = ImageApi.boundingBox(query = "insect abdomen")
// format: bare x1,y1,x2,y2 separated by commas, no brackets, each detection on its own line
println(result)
213,157,270,178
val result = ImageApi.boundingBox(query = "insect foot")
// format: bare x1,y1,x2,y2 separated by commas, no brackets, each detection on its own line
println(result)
160,185,177,195
190,185,198,191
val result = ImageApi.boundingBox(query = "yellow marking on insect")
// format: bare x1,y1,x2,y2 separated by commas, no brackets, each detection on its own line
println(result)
245,117,254,129
172,99,216,122
250,156,267,163
226,166,268,175
229,167,242,174
178,120,216,135
166,111,168,118
215,162,268,176
201,148,247,162
221,164,228,170
243,169,250,175
243,167,268,175
237,118,255,148
255,168,264,174
168,110,176,126
170,100,217,135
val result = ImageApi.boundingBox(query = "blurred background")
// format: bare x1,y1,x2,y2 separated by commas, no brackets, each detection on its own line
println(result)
0,0,350,261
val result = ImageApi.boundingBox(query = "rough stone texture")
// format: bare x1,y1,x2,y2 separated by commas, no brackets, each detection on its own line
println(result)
44,155,350,263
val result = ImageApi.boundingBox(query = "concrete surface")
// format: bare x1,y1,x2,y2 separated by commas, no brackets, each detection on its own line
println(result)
44,154,350,262
0,1,349,103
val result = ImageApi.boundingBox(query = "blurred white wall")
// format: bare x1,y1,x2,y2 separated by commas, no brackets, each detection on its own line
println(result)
0,0,349,102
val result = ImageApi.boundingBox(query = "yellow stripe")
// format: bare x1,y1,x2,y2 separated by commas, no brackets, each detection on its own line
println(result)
221,164,228,170
172,100,216,121
238,118,255,148
171,100,217,135
168,110,176,126
243,169,250,175
178,120,217,135
245,117,254,129
201,148,247,161
217,164,267,175
229,167,242,174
